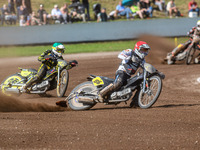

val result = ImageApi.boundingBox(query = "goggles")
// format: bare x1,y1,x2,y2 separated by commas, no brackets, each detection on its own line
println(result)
140,48,149,53
57,49,64,53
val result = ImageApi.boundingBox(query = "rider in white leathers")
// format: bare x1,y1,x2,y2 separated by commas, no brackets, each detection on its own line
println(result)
98,41,151,102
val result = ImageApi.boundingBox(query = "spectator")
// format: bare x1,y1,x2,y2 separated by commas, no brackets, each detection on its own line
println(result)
97,8,107,22
115,1,132,20
130,3,145,19
18,4,29,22
70,4,86,22
188,0,199,17
51,4,62,24
8,0,15,14
60,3,71,24
19,14,26,26
93,3,101,20
1,4,9,25
37,4,51,25
1,4,17,25
15,0,22,20
30,11,41,26
82,0,90,21
152,0,163,11
70,0,80,4
139,0,153,18
22,0,32,15
166,0,178,18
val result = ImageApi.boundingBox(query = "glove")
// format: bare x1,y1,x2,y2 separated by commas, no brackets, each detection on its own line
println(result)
45,57,51,61
69,60,78,67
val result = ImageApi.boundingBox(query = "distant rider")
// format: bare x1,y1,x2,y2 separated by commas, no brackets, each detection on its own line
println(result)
167,20,200,64
98,41,151,102
21,43,66,92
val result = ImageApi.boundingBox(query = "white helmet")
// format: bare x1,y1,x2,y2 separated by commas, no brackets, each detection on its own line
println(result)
197,20,200,31
52,43,65,57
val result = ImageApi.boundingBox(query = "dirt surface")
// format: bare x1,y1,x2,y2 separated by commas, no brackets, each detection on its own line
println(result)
0,36,200,149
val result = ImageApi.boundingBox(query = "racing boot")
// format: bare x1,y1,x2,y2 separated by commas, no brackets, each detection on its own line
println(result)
98,83,114,102
167,44,185,65
166,53,175,65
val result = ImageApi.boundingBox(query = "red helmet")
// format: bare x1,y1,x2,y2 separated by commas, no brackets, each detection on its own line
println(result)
134,41,150,59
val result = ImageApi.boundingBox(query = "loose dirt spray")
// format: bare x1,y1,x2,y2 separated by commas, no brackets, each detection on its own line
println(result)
0,93,66,112
138,34,175,64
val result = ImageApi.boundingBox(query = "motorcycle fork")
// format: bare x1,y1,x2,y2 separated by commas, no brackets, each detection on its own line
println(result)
142,70,150,93
142,70,147,93
57,67,60,87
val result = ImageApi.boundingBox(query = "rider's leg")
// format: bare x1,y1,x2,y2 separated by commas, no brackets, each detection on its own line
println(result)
172,40,191,56
98,71,129,102
168,40,192,64
22,64,47,91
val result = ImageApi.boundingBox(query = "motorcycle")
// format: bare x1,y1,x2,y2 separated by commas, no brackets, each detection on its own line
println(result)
185,35,200,65
57,62,165,110
164,35,200,65
0,58,78,97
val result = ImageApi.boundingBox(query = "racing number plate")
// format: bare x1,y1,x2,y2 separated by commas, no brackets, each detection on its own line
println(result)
92,77,104,86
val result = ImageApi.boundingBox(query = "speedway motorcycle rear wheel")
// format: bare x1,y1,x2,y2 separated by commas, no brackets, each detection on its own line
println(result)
138,75,162,109
57,69,69,97
68,81,97,111
1,74,23,96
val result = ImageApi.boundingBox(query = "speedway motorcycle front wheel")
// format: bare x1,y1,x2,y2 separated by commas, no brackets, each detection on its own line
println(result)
138,75,162,109
57,69,69,97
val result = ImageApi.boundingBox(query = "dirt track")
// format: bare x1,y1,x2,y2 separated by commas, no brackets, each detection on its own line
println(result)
0,36,200,149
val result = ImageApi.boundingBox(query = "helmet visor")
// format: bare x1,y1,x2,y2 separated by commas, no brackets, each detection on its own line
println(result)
57,49,64,54
140,48,149,53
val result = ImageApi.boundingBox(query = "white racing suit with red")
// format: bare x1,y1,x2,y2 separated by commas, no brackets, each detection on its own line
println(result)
99,49,144,101
167,26,200,64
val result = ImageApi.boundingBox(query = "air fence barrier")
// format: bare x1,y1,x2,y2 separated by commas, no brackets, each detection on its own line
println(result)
0,17,199,46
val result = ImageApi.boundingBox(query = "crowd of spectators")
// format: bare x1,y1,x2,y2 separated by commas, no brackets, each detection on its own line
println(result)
0,0,199,27
0,0,90,26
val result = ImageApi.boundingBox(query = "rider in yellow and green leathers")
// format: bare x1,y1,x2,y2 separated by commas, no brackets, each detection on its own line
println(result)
21,43,65,92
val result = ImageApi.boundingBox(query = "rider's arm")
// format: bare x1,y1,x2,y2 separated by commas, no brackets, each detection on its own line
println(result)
187,27,195,37
38,50,51,62
118,49,132,64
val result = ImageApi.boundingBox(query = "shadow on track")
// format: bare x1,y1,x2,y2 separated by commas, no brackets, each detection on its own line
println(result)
154,103,200,108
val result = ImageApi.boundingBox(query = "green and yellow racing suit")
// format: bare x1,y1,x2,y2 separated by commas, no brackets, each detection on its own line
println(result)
25,50,63,89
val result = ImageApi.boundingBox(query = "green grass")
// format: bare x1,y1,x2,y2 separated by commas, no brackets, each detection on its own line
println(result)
0,37,188,58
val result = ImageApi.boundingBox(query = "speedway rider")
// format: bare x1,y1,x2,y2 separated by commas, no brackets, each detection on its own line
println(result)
98,41,151,102
167,20,200,64
21,43,69,92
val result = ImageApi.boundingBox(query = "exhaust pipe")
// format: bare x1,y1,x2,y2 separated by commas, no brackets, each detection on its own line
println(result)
78,96,95,104
4,88,20,94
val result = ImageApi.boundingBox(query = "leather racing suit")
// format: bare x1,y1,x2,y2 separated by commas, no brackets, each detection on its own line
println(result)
99,49,145,100
24,50,63,89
